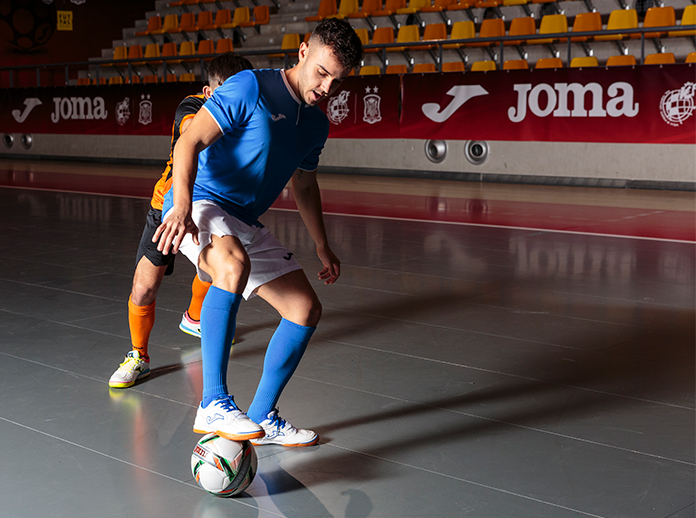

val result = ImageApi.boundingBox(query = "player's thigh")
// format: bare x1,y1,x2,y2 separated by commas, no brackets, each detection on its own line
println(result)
256,269,322,327
198,234,250,293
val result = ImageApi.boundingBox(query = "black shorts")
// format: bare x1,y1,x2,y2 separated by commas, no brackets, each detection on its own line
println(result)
135,207,176,275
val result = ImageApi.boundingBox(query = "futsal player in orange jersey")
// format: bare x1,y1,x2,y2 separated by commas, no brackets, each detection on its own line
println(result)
109,53,253,388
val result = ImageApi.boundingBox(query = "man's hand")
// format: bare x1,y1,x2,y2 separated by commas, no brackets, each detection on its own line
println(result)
317,245,340,285
153,206,199,255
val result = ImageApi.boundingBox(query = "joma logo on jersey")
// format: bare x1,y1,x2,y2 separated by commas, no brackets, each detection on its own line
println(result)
50,96,108,123
508,81,639,123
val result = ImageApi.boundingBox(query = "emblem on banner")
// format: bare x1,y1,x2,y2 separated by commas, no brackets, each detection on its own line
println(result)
12,98,42,123
138,94,152,125
327,90,350,125
363,87,382,125
660,82,696,127
116,98,130,126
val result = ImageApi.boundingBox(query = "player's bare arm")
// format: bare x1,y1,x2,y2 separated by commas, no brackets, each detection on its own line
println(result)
154,109,223,255
291,168,340,285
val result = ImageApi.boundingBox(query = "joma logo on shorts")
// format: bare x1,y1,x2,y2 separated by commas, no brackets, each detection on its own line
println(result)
51,96,108,123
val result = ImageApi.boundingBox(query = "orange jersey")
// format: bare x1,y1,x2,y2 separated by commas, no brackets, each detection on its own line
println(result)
150,94,206,211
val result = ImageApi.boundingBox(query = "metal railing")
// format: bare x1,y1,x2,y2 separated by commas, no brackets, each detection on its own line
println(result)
0,24,694,87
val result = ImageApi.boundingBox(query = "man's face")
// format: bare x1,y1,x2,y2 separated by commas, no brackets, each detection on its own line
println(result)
296,41,349,106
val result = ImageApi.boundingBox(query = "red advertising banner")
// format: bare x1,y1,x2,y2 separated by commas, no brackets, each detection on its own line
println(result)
1,66,694,144
399,64,695,144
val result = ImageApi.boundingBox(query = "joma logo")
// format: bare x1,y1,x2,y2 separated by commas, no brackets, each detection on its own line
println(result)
51,96,108,123
509,82,639,123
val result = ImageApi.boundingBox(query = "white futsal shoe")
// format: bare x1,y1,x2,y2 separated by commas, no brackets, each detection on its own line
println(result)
251,408,318,447
193,395,265,441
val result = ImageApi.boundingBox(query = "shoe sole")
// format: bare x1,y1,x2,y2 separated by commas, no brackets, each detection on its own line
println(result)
108,370,150,389
193,427,265,441
179,323,201,338
251,436,319,447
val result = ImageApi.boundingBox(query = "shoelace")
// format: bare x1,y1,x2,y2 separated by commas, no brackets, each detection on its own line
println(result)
268,410,292,432
214,396,239,412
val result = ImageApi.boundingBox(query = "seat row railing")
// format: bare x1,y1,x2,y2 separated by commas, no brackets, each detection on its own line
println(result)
1,24,694,88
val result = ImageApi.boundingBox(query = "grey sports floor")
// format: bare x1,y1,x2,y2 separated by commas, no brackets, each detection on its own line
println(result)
0,182,693,518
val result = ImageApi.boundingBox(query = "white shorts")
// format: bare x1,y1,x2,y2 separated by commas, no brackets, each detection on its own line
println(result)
165,200,302,300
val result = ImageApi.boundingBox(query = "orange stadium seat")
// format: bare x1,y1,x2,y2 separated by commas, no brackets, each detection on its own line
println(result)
365,27,394,53
179,73,196,81
443,20,475,48
128,44,144,65
333,0,360,18
535,57,563,68
595,9,638,41
349,0,382,18
197,39,215,60
161,42,180,65
100,46,127,67
179,41,196,62
354,28,369,47
156,14,179,35
570,56,598,67
360,65,382,74
503,0,528,5
506,16,535,46
570,12,601,42
227,7,249,27
269,33,300,58
446,0,476,10
216,38,233,54
396,0,431,15
635,6,675,39
668,5,696,37
143,43,161,65
77,77,90,86
503,59,528,69
212,9,233,29
306,0,338,21
606,54,636,66
422,0,456,12
644,52,676,65
469,18,505,47
135,16,161,37
108,76,123,85
531,14,568,45
471,60,496,71
686,52,696,63
196,11,215,31
391,24,420,51
386,64,408,73
422,23,447,49
143,75,158,83
374,0,407,17
442,61,465,71
412,63,436,72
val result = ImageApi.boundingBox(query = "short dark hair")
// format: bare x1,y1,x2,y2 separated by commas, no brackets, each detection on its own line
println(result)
308,18,363,72
208,52,253,86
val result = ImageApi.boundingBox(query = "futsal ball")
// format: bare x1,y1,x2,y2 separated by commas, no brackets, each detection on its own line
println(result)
191,434,257,497
0,0,57,51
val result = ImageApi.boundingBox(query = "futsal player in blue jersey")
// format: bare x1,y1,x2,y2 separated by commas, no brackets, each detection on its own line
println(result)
154,19,363,446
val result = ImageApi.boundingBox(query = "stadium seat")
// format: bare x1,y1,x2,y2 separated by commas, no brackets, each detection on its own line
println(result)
354,28,369,47
155,14,178,35
471,60,496,71
668,5,696,37
506,16,535,46
306,0,338,21
135,16,161,37
644,52,676,65
128,44,144,65
226,8,249,28
143,43,161,65
101,46,127,67
386,64,408,73
77,77,90,86
595,9,638,41
360,65,382,75
396,0,431,15
349,0,382,18
469,18,505,47
412,63,436,72
443,21,475,48
212,9,234,29
269,33,300,58
635,6,675,39
442,61,465,71
196,11,216,31
108,76,123,85
171,12,196,34
365,27,394,53
197,39,215,60
422,23,447,49
374,0,407,17
179,41,196,62
531,14,567,45
391,24,420,51
422,0,456,12
570,56,598,67
333,0,360,18
503,59,528,69
179,73,196,81
162,73,177,83
161,42,180,65
128,75,140,84
686,52,696,63
535,57,562,68
503,0,528,5
475,0,502,7
570,12,601,42
143,75,158,83
92,77,106,85
239,5,270,27
216,38,233,54
605,54,636,66
446,0,476,10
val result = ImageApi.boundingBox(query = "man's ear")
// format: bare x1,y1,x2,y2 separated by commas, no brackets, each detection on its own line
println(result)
203,85,213,99
298,41,309,63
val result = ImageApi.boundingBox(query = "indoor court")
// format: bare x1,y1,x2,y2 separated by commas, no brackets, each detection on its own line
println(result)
0,160,693,518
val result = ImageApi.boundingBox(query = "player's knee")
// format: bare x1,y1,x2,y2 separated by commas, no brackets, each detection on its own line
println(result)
130,283,157,306
204,255,250,291
304,296,322,328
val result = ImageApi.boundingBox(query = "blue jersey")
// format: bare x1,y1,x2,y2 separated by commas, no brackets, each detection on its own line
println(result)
163,69,329,227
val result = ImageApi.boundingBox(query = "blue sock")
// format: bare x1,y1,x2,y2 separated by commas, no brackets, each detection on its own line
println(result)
246,318,315,423
200,286,241,408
